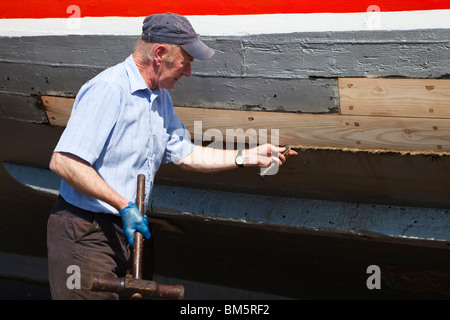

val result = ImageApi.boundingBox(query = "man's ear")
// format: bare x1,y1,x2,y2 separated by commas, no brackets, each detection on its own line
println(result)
153,45,167,66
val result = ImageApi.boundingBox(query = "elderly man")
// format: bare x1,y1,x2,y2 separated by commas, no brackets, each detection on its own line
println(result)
47,13,296,299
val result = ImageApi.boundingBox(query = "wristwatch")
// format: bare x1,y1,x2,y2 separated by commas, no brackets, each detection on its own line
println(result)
235,149,244,167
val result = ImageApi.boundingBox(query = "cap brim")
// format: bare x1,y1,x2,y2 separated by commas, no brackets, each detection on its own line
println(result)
182,39,214,60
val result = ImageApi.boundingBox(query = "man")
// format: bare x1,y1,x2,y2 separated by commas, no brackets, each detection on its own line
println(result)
47,12,297,299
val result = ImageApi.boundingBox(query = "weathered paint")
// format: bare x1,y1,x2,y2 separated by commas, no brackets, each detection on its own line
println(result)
1,29,450,120
3,159,450,298
4,162,450,247
152,214,450,299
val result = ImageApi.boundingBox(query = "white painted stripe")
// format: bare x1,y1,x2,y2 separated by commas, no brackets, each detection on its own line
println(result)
0,10,450,37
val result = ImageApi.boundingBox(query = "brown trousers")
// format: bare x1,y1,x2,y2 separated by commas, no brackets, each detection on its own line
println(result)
47,196,132,299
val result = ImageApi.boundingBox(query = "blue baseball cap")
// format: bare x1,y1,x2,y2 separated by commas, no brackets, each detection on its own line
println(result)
141,13,214,60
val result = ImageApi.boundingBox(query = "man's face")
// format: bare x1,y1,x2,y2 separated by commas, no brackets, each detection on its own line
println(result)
157,47,193,90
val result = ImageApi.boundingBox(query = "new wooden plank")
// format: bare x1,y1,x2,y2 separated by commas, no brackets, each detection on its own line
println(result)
41,95,450,154
339,78,450,119
175,107,450,154
41,95,74,127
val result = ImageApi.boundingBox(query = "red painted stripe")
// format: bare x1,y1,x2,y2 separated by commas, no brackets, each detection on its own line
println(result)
1,0,448,19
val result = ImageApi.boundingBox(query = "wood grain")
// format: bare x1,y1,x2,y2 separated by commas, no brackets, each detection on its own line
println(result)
176,107,450,154
339,78,450,119
41,95,73,127
41,95,450,154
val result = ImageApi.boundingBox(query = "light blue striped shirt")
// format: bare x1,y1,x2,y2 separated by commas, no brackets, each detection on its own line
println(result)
54,54,194,215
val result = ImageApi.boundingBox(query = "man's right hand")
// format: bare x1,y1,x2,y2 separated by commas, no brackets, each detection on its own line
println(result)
119,202,151,246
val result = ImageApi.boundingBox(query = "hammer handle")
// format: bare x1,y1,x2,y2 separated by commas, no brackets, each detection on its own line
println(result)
91,173,185,299
132,174,146,280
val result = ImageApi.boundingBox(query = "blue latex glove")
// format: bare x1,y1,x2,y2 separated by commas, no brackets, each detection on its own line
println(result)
119,202,151,246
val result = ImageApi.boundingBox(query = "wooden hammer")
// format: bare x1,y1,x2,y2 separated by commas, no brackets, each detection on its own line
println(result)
89,174,184,299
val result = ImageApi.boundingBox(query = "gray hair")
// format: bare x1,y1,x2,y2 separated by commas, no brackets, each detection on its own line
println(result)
134,38,180,64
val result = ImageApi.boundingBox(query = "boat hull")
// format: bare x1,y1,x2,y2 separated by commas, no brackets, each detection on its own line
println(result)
1,7,450,298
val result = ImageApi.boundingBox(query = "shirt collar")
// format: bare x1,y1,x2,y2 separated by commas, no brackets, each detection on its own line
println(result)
125,54,159,95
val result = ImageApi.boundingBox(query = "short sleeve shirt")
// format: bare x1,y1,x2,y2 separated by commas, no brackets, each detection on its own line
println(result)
54,54,194,214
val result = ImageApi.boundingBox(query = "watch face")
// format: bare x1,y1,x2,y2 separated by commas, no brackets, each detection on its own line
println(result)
236,156,244,165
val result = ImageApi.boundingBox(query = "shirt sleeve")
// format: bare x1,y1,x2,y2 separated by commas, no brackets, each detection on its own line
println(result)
54,81,123,165
161,109,194,164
